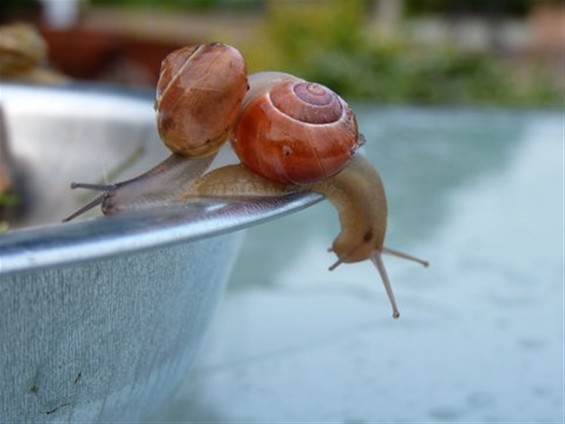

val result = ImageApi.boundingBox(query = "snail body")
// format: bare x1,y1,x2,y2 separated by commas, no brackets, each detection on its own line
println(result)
0,23,47,77
180,71,428,318
66,46,428,318
182,149,427,319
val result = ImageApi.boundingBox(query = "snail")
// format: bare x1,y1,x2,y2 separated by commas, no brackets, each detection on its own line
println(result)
63,42,248,219
0,23,67,84
178,71,428,318
65,43,428,318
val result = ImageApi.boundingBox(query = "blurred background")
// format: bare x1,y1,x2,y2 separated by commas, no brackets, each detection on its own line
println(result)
1,0,563,106
1,0,563,422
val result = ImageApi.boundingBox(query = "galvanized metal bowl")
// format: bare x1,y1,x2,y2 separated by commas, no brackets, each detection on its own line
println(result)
0,83,318,422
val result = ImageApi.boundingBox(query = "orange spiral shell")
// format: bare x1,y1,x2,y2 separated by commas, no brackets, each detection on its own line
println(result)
231,77,360,184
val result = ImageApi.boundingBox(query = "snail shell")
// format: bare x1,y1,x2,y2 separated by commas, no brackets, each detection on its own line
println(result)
230,72,360,185
0,23,47,76
155,42,248,157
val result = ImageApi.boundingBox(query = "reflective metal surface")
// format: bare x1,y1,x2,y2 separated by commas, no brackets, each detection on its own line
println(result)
0,83,319,274
0,193,318,275
0,83,319,422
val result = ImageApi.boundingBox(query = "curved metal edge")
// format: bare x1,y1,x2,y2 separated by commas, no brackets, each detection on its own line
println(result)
0,83,323,275
0,82,156,122
0,193,322,276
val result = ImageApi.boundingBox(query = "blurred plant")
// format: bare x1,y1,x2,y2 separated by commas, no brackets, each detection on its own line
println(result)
265,0,366,62
90,0,261,11
242,0,560,106
87,0,561,106
0,193,19,207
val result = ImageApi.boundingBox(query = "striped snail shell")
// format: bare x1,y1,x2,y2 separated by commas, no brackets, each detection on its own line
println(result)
155,42,248,157
230,72,361,185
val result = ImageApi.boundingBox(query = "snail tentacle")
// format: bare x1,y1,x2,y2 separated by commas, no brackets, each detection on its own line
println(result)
382,246,429,268
370,252,401,319
64,153,215,221
62,195,104,222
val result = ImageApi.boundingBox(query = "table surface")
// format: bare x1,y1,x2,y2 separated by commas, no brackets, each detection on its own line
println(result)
152,106,563,423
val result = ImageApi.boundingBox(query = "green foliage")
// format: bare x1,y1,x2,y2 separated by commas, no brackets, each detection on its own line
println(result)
89,0,260,11
247,0,560,106
89,0,561,106
0,193,19,207
266,0,366,58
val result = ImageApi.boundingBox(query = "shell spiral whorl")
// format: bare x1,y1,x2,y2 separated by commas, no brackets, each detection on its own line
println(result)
270,81,343,124
231,76,360,185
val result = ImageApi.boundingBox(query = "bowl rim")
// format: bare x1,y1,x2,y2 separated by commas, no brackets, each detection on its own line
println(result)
0,83,321,276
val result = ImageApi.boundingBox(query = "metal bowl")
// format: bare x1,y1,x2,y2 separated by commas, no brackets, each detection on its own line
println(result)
0,83,318,422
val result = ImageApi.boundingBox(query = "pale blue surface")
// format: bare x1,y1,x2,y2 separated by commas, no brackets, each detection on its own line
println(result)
154,107,564,423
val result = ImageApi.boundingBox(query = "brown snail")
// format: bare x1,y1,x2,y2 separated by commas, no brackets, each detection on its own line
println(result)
155,43,248,158
64,42,248,219
66,45,428,318
0,23,67,84
180,71,428,318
